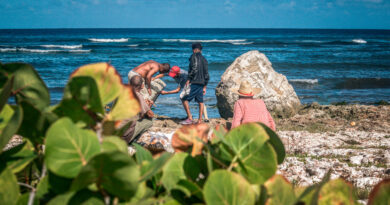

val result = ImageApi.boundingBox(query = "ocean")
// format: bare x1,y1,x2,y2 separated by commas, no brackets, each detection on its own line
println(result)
1,28,390,118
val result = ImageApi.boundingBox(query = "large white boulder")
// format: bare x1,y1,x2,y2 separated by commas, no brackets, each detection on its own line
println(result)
215,50,301,118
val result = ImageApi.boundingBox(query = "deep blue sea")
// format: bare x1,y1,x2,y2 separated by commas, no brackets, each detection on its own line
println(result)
1,29,390,118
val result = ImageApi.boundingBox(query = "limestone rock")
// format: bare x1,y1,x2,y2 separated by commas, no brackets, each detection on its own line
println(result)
215,50,301,118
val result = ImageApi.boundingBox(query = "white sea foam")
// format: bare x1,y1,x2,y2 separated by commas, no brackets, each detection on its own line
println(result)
89,38,129,42
163,39,247,44
41,44,83,49
231,42,254,45
127,44,139,47
289,79,319,84
18,48,91,53
352,39,367,44
0,48,17,52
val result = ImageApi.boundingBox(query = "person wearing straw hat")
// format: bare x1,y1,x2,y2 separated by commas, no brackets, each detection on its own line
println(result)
231,81,276,130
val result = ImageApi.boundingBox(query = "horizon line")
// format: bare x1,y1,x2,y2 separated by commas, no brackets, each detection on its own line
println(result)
0,27,389,31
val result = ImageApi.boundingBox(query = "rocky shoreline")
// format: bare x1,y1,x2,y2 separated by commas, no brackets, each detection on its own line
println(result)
138,103,390,201
5,104,390,201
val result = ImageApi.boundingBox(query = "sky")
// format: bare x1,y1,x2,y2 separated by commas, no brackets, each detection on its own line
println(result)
0,0,389,29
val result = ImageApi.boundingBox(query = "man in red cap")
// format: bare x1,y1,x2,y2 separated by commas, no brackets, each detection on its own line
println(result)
153,65,208,122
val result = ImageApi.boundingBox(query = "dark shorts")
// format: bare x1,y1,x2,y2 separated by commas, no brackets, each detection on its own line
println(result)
182,84,204,103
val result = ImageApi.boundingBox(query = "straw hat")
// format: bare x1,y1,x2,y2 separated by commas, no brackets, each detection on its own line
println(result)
231,81,261,97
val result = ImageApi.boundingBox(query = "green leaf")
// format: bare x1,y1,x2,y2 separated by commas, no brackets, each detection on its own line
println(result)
64,76,104,114
18,101,57,145
0,165,20,205
48,171,73,194
264,175,296,205
71,62,123,105
36,176,50,199
203,170,255,205
53,99,96,127
47,192,74,205
45,117,100,178
68,189,105,205
0,76,13,112
176,179,204,200
71,151,139,200
105,85,140,121
368,179,390,205
221,123,278,184
1,140,36,173
161,153,200,192
318,179,357,205
257,122,285,164
0,105,23,153
134,143,153,164
140,152,172,182
16,193,38,205
2,63,50,110
101,136,128,153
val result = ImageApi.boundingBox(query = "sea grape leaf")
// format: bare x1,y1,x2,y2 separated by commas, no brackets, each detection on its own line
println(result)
0,76,13,112
101,136,128,153
68,189,105,205
47,171,73,194
71,151,139,201
105,85,140,121
368,179,390,205
1,140,36,173
53,99,96,127
47,192,74,205
139,152,172,182
0,165,20,205
257,122,285,164
45,117,100,178
71,62,123,105
161,152,200,192
264,175,296,205
318,178,357,205
171,124,209,157
0,105,23,153
2,63,50,110
134,143,153,164
203,170,255,205
63,76,104,115
221,123,278,184
17,101,56,145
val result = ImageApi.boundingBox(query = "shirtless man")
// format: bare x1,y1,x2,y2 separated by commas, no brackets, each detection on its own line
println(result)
128,60,170,95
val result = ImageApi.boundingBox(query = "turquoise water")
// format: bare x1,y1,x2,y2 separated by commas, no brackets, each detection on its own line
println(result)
1,28,390,118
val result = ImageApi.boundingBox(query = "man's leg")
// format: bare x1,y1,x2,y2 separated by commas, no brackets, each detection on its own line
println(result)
203,105,209,121
197,102,204,124
182,100,193,120
129,118,153,144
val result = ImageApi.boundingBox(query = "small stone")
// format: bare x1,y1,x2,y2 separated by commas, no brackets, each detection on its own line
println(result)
350,155,363,165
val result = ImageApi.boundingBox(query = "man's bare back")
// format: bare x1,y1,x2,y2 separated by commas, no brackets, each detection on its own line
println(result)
130,60,170,95
132,60,161,78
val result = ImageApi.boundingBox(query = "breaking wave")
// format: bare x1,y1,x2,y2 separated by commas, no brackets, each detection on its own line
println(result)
40,44,83,49
127,44,139,47
88,38,129,42
289,79,319,84
352,39,367,44
19,48,90,53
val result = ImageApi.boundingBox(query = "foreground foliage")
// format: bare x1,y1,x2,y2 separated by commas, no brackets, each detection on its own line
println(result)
0,62,388,205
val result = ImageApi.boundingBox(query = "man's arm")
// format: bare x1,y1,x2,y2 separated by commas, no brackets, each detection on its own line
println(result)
161,85,181,95
152,73,165,81
188,54,197,83
146,67,159,94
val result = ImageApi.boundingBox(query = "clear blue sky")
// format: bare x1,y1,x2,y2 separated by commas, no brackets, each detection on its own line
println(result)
0,0,389,29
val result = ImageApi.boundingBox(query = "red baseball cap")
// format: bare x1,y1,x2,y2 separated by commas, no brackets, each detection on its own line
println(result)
168,66,180,78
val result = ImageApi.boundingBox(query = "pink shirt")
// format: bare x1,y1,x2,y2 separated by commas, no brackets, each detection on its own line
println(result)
231,98,276,130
